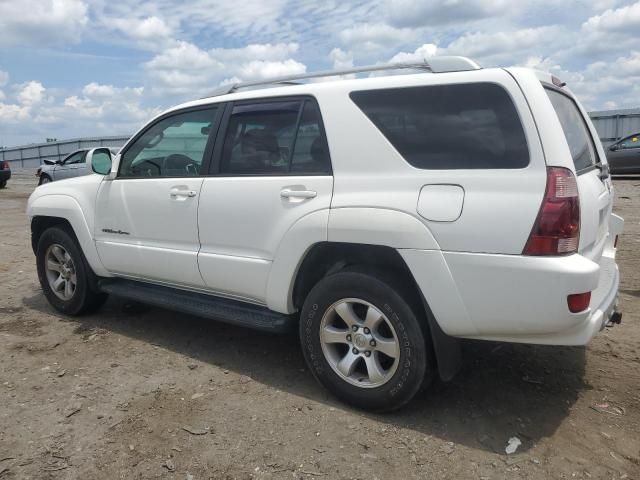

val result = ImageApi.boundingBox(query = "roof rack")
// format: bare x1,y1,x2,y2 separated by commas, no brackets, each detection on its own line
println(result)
204,56,481,98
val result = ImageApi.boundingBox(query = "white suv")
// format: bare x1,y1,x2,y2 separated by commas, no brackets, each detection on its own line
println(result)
27,57,624,411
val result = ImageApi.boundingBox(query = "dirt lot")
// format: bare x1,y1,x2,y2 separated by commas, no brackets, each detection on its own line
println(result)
1,170,639,480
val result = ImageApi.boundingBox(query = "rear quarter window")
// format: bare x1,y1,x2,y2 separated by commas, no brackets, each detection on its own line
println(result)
349,82,529,169
545,88,598,172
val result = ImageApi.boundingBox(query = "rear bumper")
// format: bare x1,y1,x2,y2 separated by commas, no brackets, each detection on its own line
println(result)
400,214,624,346
0,169,10,181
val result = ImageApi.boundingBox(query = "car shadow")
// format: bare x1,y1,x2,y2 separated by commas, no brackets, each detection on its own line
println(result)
23,292,588,454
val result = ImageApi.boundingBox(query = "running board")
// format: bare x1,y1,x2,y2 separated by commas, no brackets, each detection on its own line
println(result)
98,279,296,333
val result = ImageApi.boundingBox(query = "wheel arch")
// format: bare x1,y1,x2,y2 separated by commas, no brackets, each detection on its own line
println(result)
292,241,461,381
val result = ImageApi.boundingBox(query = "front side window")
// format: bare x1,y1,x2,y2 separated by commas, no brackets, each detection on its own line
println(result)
219,99,331,175
619,134,640,150
64,151,86,165
350,83,530,169
545,88,598,171
119,108,218,178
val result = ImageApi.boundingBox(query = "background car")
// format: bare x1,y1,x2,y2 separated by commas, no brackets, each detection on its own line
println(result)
0,160,11,189
606,132,640,174
36,147,120,185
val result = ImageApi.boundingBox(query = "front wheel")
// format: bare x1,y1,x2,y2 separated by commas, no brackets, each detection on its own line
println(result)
36,226,107,315
300,270,432,411
0,179,6,189
38,175,52,185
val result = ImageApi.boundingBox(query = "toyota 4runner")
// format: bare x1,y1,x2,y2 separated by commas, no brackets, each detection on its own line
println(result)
27,56,624,411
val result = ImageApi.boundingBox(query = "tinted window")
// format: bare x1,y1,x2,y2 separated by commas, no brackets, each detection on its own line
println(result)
291,101,331,174
120,108,217,177
221,101,301,174
545,88,598,171
350,83,529,169
619,134,640,150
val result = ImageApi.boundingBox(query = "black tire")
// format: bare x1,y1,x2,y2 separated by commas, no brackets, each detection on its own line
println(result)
38,175,52,185
36,226,108,315
300,270,431,412
0,179,6,189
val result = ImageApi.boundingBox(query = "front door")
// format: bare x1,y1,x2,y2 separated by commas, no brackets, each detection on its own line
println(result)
95,106,221,288
55,150,87,180
197,98,333,304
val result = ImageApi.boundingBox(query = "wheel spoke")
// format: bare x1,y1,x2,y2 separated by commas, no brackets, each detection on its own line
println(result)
70,273,77,286
374,337,400,359
334,302,360,328
336,350,359,377
364,353,387,384
51,246,66,263
46,259,62,273
53,275,65,291
321,325,349,344
363,305,383,330
64,280,73,298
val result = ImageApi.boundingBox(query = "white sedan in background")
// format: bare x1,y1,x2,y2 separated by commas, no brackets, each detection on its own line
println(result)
37,147,120,185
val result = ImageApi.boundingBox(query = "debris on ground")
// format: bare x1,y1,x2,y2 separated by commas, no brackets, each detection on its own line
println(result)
63,402,82,418
505,437,522,455
182,426,209,435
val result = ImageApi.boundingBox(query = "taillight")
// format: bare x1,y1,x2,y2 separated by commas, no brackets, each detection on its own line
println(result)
567,292,591,313
524,167,580,255
1,161,8,170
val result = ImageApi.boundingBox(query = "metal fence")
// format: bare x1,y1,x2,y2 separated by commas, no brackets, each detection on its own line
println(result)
1,107,640,168
589,108,640,147
0,136,129,168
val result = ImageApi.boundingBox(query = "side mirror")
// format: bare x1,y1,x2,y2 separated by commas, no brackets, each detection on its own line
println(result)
43,159,55,165
609,144,619,152
87,148,113,176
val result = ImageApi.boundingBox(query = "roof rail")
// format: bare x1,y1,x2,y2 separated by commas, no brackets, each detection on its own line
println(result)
203,56,481,98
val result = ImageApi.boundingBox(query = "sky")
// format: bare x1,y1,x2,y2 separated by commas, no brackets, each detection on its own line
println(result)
0,0,639,147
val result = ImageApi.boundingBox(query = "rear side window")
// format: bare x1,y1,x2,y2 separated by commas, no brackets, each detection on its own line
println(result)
545,88,598,172
350,83,529,169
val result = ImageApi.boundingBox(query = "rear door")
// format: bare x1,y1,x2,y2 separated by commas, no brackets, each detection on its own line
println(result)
608,134,640,173
544,87,613,261
197,97,333,304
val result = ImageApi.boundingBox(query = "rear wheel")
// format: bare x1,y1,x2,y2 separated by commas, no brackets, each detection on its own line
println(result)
0,179,6,189
36,226,107,315
300,270,431,411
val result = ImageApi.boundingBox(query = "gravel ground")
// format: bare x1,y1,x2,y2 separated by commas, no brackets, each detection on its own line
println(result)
1,170,639,480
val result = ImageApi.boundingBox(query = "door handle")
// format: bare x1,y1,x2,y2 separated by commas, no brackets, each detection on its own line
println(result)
280,189,317,199
170,188,197,198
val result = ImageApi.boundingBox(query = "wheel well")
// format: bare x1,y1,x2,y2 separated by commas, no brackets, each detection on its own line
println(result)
292,242,419,310
31,216,73,253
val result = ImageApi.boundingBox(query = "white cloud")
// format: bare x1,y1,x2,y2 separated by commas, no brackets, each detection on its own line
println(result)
144,41,306,95
107,16,175,50
339,23,416,50
442,26,564,66
17,81,46,105
330,48,354,70
389,44,438,63
582,1,640,33
0,0,87,46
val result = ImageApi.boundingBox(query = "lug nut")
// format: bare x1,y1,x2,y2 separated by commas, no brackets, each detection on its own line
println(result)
352,348,359,355
364,351,371,357
369,339,376,347
352,325,358,332
363,327,370,334
346,334,352,342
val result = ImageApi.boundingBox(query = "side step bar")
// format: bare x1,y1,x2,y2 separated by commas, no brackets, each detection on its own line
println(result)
98,279,297,333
